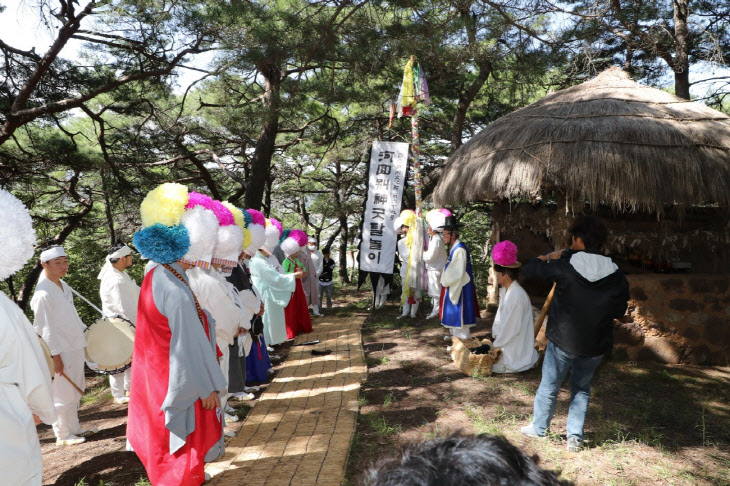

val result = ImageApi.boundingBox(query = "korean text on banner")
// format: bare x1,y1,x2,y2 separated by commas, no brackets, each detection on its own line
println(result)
360,141,409,274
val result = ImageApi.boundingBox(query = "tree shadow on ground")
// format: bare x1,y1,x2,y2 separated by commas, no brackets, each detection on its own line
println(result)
52,451,146,486
586,359,730,452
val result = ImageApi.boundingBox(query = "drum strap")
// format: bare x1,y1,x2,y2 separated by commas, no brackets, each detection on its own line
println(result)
68,285,104,316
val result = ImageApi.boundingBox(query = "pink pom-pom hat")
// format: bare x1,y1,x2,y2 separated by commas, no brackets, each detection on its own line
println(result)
247,209,266,227
289,229,309,247
212,200,235,226
186,191,216,211
439,208,452,217
492,240,522,268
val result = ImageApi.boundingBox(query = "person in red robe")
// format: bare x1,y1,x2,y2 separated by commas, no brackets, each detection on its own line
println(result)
129,185,227,486
279,229,312,339
282,251,313,339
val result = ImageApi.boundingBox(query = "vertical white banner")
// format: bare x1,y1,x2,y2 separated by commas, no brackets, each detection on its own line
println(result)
360,141,409,273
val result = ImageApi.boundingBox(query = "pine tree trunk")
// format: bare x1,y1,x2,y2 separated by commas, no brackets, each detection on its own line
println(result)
673,0,690,100
245,66,282,210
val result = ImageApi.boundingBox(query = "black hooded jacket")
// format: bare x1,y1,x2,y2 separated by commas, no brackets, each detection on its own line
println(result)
523,250,630,357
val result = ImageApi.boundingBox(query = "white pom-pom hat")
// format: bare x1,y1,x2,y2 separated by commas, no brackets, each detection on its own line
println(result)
213,224,244,269
180,206,219,268
425,210,447,233
245,224,266,256
263,224,280,253
0,190,36,281
393,216,404,234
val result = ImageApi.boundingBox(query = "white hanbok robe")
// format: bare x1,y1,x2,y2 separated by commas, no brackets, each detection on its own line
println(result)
227,278,256,357
1,292,56,486
188,266,246,398
31,276,87,440
423,234,447,298
491,282,539,373
99,267,140,398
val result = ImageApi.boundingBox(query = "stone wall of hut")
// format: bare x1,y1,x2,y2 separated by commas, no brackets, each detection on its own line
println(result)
613,275,730,365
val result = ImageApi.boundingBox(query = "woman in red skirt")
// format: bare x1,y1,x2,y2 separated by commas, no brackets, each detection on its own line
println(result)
280,229,313,338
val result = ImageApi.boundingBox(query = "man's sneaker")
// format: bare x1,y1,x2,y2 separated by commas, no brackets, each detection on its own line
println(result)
114,397,130,405
56,435,86,446
77,428,98,438
266,346,275,352
567,436,584,452
520,423,546,438
243,386,260,393
269,355,281,361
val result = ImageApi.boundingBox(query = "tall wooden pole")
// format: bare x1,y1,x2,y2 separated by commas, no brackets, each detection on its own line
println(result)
412,107,422,218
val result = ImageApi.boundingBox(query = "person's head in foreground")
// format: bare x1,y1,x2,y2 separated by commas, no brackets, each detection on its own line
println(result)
364,434,571,486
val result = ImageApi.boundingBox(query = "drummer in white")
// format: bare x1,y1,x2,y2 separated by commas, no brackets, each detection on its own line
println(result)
31,245,97,446
98,242,140,404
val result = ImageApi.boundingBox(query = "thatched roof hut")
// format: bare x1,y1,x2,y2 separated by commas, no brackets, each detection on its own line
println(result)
432,67,730,365
433,67,730,213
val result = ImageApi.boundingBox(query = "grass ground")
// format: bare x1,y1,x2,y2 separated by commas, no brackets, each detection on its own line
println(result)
343,288,730,486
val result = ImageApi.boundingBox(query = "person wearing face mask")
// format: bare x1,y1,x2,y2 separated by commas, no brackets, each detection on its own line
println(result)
32,245,97,446
300,237,322,317
98,242,140,404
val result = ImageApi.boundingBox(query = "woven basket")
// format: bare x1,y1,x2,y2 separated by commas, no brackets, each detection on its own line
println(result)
451,337,502,376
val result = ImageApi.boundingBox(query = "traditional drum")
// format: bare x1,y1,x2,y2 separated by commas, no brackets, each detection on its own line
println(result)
38,335,55,379
84,316,135,375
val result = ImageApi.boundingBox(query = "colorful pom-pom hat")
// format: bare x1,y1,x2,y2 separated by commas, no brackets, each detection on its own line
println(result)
492,240,522,268
134,183,192,264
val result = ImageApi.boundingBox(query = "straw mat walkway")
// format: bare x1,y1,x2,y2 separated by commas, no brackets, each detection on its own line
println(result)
206,313,367,485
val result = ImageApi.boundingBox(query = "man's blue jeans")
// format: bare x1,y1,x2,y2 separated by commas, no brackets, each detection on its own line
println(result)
532,341,604,440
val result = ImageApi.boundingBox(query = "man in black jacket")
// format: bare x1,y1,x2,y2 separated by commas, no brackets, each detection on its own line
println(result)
520,216,630,452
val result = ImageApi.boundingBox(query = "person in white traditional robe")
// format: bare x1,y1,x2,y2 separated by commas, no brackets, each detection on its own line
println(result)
423,210,448,319
440,217,479,345
98,243,140,404
308,237,323,276
491,265,539,373
0,188,57,485
189,264,247,426
31,246,97,445
299,243,321,316
1,292,57,485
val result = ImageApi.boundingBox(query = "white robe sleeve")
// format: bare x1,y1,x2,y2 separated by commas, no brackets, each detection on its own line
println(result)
440,246,470,304
189,269,243,346
422,235,441,264
398,239,410,278
30,291,62,355
1,293,57,486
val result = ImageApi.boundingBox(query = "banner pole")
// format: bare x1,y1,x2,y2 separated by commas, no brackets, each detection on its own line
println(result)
412,107,422,218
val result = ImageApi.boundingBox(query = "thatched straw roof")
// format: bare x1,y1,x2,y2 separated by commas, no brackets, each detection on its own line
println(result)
433,67,730,213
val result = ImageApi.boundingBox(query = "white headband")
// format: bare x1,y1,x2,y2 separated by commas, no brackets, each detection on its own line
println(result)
108,245,132,260
40,246,67,262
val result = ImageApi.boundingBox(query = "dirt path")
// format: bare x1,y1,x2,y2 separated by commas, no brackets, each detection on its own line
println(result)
207,314,367,486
